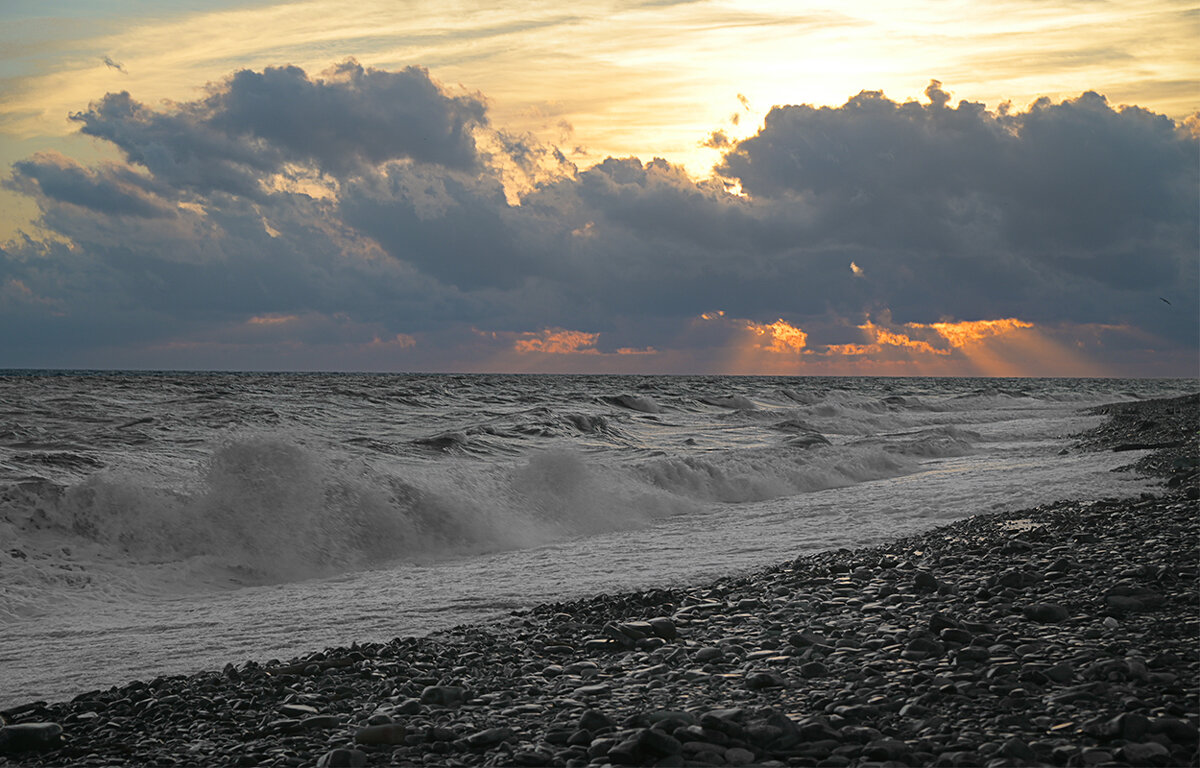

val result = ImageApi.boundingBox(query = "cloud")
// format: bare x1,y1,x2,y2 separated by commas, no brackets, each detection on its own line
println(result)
745,318,808,353
513,328,601,355
1,65,1196,375
206,61,488,175
717,84,1195,294
68,60,487,199
8,152,173,219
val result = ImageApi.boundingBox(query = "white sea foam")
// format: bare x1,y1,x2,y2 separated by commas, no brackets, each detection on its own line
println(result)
0,373,1190,705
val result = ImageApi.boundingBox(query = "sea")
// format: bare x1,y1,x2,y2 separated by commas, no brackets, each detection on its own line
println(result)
0,372,1190,707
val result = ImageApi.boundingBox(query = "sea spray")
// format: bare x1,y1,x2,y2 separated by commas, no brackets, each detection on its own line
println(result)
0,372,1188,704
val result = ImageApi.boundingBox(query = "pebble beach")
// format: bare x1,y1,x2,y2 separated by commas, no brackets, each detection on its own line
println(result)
2,394,1197,768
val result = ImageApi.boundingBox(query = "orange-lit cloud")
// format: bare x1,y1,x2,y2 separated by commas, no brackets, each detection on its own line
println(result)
746,318,808,353
795,314,1111,377
913,318,1035,348
616,346,657,355
822,342,876,356
513,328,601,355
861,320,948,356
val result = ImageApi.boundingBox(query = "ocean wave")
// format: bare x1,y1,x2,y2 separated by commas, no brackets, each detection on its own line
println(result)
603,394,664,414
850,425,980,458
697,395,757,410
0,435,698,616
635,444,909,503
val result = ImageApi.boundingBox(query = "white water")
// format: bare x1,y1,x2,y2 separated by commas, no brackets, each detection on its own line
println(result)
0,373,1185,705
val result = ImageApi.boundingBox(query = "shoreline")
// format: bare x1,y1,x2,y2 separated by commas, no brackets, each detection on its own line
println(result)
2,395,1197,767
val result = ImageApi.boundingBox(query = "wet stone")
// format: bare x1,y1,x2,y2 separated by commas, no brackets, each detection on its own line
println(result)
579,709,615,732
1022,603,1069,623
913,571,939,593
466,727,513,749
354,723,407,745
1118,741,1171,765
315,748,368,768
299,715,340,730
278,703,319,718
745,671,785,690
419,685,467,706
0,723,63,754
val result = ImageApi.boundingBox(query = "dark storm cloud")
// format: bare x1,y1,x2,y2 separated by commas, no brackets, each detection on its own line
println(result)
69,60,487,197
8,153,173,218
207,61,487,175
2,66,1196,371
717,86,1196,294
71,90,280,199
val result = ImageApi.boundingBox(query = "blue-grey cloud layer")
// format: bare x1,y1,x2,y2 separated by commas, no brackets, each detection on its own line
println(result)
2,64,1196,371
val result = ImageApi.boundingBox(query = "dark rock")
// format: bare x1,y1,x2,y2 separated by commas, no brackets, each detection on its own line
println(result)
579,709,615,732
956,646,990,665
999,738,1036,761
607,736,644,765
299,715,341,730
1150,716,1198,743
906,637,945,656
864,738,909,761
420,685,467,706
1022,603,1069,623
648,617,678,640
467,727,514,749
913,571,939,592
1002,538,1033,553
574,683,611,696
316,748,368,768
355,723,407,745
931,609,960,633
513,750,556,766
1118,741,1171,765
0,723,63,754
1084,713,1149,741
745,671,785,690
636,727,683,756
694,646,724,662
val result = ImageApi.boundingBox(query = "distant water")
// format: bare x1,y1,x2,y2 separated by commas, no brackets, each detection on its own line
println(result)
0,372,1189,706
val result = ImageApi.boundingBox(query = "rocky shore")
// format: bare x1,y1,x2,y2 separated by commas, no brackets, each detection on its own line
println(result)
2,394,1197,768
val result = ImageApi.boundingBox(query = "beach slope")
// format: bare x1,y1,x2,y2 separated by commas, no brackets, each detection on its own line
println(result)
2,395,1197,767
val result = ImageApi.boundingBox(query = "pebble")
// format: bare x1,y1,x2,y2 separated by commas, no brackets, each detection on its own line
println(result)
315,748,367,767
419,685,467,706
466,726,513,748
353,723,407,745
1022,603,1070,623
0,723,62,754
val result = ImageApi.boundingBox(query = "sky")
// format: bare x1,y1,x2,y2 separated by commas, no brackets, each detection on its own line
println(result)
1,0,1197,376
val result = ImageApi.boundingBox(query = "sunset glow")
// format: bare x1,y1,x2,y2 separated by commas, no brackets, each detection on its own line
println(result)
513,329,601,356
746,319,809,354
0,2,1194,375
918,318,1036,348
